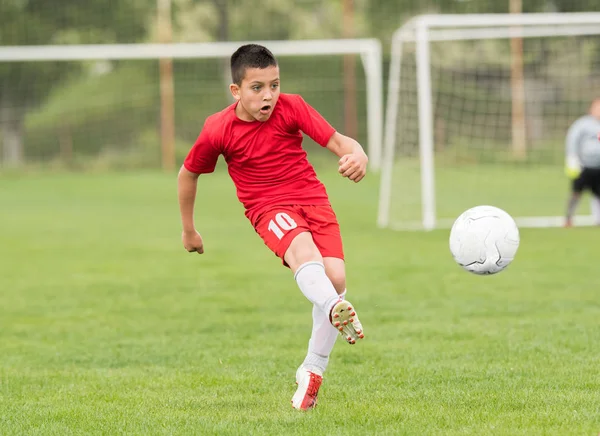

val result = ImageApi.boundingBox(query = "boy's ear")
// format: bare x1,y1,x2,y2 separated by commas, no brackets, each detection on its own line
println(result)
229,83,241,101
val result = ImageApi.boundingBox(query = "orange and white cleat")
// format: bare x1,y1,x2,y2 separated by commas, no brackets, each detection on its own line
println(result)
330,299,365,344
291,366,323,410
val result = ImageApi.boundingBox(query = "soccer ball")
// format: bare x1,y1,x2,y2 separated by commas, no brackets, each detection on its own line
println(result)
449,205,520,275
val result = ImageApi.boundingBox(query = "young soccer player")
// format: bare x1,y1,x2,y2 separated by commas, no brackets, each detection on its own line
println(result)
177,44,367,410
564,97,600,227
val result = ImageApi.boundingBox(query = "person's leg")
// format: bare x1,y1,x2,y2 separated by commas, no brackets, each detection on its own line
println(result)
566,171,586,227
254,208,340,410
297,256,366,379
323,257,363,343
298,257,345,378
285,232,342,410
286,206,364,410
285,232,341,316
591,195,600,225
565,192,581,227
324,257,346,294
293,206,366,400
254,207,350,343
291,205,364,347
590,173,600,225
306,205,364,344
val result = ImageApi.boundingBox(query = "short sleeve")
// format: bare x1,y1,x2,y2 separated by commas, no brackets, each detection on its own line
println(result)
184,120,221,174
291,95,336,147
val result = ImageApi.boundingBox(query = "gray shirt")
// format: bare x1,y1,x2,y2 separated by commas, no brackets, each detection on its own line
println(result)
565,115,600,169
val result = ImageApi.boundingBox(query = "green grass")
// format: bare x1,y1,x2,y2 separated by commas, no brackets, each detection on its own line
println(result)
1,164,600,435
389,160,591,224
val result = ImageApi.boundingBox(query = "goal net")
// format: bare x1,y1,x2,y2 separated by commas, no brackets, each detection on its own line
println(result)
0,40,382,171
378,13,600,230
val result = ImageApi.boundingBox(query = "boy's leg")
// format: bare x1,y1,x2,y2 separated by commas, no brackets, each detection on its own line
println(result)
286,234,364,410
285,232,341,316
306,206,364,345
253,207,354,333
323,257,363,344
300,257,365,374
300,258,347,376
285,233,339,410
286,225,364,344
253,206,363,410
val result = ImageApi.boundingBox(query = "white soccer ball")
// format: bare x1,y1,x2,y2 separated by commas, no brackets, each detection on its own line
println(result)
449,205,520,275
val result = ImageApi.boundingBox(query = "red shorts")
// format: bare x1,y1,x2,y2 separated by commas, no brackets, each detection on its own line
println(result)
254,204,344,266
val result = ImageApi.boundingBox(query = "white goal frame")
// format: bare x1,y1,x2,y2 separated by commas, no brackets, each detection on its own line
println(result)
0,39,383,170
378,13,600,230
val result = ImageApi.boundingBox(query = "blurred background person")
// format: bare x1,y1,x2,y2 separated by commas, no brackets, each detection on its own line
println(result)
564,97,600,227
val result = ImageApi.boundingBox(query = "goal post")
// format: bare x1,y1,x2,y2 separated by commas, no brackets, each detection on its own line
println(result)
379,13,600,230
0,39,383,170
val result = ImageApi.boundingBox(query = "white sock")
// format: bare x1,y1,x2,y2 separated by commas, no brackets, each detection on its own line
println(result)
592,197,600,224
294,262,341,315
302,289,348,374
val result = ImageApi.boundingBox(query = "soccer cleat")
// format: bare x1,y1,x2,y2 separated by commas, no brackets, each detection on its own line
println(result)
291,366,323,410
330,299,364,344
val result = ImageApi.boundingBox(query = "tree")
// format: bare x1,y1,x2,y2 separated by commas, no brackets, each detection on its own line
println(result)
0,0,153,166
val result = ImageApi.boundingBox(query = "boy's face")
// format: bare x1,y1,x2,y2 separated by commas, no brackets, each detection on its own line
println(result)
230,65,280,122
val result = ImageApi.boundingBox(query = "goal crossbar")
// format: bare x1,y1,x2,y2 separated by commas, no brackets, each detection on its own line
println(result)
0,39,383,170
380,13,600,231
397,12,600,34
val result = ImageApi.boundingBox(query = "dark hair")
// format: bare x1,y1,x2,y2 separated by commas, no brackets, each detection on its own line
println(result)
230,44,278,85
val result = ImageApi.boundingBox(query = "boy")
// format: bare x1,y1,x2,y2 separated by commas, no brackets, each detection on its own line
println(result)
177,44,367,410
564,97,600,227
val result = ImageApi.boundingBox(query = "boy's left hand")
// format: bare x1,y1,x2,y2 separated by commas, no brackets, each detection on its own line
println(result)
338,153,368,183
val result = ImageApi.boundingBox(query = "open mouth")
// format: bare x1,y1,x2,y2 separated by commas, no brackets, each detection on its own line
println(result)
259,105,271,114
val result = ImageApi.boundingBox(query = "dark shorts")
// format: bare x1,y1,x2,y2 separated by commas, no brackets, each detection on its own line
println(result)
573,167,600,196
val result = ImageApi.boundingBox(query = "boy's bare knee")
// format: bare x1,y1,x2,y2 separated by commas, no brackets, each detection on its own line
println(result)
324,258,346,294
285,232,323,272
328,273,346,294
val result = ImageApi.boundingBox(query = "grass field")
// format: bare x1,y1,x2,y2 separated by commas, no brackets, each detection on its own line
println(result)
389,160,592,225
1,163,600,435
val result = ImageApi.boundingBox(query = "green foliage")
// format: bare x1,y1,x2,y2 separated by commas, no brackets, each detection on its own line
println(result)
20,55,369,167
24,62,158,160
172,0,364,42
4,0,600,167
0,0,154,109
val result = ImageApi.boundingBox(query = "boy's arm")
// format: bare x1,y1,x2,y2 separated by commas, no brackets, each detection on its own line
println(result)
325,131,369,183
178,166,204,254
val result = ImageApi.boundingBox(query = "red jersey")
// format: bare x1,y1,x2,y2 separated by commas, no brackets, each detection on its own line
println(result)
184,93,336,225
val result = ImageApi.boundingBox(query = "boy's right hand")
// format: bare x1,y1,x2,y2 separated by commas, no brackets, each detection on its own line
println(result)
182,230,204,254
